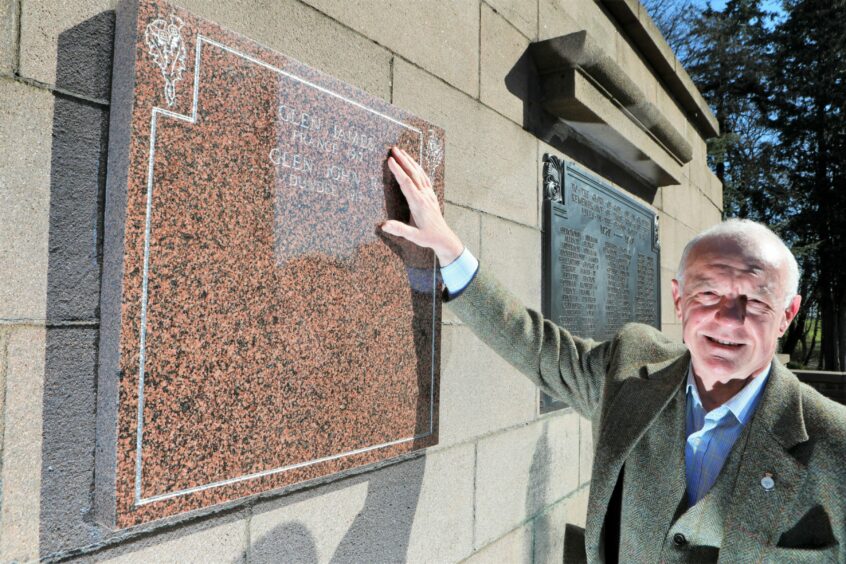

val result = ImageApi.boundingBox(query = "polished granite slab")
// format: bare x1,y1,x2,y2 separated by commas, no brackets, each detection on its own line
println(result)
97,0,443,528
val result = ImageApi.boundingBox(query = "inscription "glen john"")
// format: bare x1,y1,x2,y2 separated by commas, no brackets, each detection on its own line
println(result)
269,150,361,185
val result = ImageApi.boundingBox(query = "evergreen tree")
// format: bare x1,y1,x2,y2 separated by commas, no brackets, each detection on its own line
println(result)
767,0,846,369
683,0,779,224
646,0,846,368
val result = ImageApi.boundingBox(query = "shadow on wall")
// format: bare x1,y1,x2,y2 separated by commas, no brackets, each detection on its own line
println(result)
527,422,552,561
39,10,430,562
504,47,658,206
250,523,319,563
245,456,426,563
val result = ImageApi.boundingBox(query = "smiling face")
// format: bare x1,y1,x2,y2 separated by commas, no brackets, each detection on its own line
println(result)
672,235,801,386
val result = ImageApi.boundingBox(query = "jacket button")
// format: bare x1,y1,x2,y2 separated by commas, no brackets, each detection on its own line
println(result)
673,533,687,547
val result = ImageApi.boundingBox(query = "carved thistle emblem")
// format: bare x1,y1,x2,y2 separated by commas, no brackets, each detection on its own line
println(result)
425,130,444,179
145,14,187,107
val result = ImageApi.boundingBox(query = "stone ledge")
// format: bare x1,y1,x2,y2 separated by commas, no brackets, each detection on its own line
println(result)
531,31,692,168
599,0,719,138
532,64,684,186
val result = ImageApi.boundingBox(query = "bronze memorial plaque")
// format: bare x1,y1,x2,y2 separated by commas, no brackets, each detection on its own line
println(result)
96,0,444,527
540,156,660,413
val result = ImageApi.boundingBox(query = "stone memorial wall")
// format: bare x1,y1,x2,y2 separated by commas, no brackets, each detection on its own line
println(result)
0,0,722,560
96,0,444,528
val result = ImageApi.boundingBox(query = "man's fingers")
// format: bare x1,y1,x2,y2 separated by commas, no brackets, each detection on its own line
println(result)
392,147,429,189
391,148,420,186
388,157,421,204
381,220,421,242
400,148,432,188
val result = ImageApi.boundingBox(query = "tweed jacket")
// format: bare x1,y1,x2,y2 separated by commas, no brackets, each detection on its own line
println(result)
447,269,846,563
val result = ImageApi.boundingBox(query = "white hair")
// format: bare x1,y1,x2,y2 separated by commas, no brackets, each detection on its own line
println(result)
675,218,800,308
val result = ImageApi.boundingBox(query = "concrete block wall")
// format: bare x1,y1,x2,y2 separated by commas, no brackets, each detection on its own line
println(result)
0,0,719,561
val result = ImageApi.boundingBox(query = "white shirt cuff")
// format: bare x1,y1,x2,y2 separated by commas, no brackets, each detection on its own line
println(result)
440,247,479,296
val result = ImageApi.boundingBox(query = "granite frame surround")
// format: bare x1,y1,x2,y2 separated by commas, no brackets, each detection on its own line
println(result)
97,0,443,528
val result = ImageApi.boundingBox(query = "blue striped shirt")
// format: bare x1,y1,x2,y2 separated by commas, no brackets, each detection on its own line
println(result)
685,365,770,506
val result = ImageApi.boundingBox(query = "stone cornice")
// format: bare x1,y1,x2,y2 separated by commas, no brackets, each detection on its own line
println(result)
599,0,720,138
531,31,693,165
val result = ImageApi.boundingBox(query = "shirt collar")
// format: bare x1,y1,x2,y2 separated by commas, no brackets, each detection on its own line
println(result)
686,362,771,424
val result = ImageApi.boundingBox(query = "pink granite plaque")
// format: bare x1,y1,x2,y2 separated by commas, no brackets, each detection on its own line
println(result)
96,0,443,528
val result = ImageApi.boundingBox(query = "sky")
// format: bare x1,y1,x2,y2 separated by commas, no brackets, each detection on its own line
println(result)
708,0,786,16
696,0,787,30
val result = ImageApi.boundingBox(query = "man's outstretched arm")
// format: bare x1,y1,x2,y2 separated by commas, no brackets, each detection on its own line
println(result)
381,147,613,418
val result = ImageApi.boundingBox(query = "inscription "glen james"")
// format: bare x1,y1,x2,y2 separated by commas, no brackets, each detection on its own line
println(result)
278,103,381,153
270,102,400,202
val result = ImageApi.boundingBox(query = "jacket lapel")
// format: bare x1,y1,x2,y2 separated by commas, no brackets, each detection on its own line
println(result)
584,352,690,557
720,360,809,557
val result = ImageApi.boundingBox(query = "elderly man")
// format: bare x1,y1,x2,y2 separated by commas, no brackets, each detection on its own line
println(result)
383,147,846,562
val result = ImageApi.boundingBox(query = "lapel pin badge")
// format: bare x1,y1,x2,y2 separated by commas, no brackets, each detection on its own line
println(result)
761,472,775,492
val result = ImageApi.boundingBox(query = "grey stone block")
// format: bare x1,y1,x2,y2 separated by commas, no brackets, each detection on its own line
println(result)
442,203,481,325
659,214,695,272
532,485,590,564
539,0,615,47
96,517,249,563
94,0,134,528
474,413,580,548
484,0,537,40
251,480,373,563
393,59,539,227
397,444,475,562
438,326,536,448
662,185,698,229
615,32,658,105
480,213,541,311
249,444,474,563
300,0,480,97
531,30,692,166
19,0,115,100
0,78,53,321
661,267,679,327
465,522,532,563
662,322,683,343
704,169,722,209
653,185,664,210
480,3,531,126
538,0,581,42
177,0,392,100
45,94,109,322
0,327,8,440
0,0,17,75
655,85,687,145
39,327,104,557
0,326,45,563
578,415,593,486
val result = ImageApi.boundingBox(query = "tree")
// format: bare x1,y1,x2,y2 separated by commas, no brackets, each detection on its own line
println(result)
644,0,846,368
682,0,778,221
641,0,700,65
767,0,846,369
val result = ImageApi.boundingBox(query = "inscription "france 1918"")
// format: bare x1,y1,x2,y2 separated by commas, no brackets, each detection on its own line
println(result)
268,102,394,202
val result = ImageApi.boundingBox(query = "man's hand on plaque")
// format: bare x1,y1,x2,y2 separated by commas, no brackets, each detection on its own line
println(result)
382,146,464,266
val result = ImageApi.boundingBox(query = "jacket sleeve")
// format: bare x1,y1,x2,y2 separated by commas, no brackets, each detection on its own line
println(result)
445,267,616,420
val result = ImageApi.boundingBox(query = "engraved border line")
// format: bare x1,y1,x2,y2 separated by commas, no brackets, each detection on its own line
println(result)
136,32,435,506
